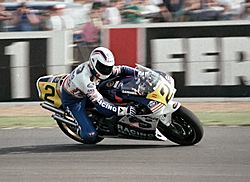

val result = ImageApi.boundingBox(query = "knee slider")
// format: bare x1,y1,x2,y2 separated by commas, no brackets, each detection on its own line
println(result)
84,132,98,144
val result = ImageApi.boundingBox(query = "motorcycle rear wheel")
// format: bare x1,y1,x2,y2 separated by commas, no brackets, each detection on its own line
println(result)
56,121,104,144
158,106,204,145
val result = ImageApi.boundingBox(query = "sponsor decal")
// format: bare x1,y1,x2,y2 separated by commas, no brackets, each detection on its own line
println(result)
87,88,95,94
148,101,158,108
118,124,155,139
118,106,126,115
173,102,179,109
122,90,137,95
152,37,250,87
106,81,115,88
151,93,158,98
98,99,117,112
87,82,95,88
87,83,97,95
148,101,164,112
150,103,164,112
113,81,120,88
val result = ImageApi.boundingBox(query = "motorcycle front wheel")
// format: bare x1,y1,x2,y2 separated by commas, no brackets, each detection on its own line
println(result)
157,106,204,145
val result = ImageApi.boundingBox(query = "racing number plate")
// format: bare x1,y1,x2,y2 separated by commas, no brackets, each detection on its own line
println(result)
146,83,176,105
38,82,62,108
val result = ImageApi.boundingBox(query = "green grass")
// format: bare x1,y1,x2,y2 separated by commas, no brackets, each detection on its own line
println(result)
0,111,249,128
195,111,250,126
0,116,56,128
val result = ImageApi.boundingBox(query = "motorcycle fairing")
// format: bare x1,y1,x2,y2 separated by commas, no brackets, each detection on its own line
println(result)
92,113,157,140
100,72,176,113
146,82,176,106
36,74,66,108
149,103,164,112
118,114,159,130
117,122,156,140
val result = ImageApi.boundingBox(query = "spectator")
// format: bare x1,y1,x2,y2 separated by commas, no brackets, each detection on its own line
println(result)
81,6,103,44
181,0,200,21
152,3,172,22
115,0,127,23
140,0,161,22
218,0,245,20
163,0,185,21
242,0,250,19
0,5,12,32
75,6,103,62
74,0,94,24
144,0,161,14
184,0,223,21
12,2,40,31
150,0,164,5
82,0,94,13
103,0,122,25
122,0,145,23
44,4,75,31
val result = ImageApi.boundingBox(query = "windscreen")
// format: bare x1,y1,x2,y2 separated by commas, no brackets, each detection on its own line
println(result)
122,71,160,96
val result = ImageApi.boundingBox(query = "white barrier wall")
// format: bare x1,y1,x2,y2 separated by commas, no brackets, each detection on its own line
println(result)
0,31,73,100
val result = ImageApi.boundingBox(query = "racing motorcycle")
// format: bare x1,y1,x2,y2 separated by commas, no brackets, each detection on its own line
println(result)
36,64,203,145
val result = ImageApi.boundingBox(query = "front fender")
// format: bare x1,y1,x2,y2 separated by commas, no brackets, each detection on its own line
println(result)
155,100,181,141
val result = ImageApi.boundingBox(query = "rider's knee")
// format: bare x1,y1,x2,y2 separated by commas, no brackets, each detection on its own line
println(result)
84,131,98,144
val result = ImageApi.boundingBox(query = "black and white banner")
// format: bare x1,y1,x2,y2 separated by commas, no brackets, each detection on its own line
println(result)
0,38,47,101
0,31,72,101
146,21,250,97
2,22,250,101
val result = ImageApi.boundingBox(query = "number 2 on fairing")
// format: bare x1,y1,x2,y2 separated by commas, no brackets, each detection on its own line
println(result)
44,85,55,104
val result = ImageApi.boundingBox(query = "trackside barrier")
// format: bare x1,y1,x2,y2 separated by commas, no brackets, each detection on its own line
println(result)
0,30,73,101
1,21,250,101
102,21,250,97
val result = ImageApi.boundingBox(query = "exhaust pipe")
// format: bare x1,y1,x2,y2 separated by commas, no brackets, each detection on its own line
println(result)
40,102,64,115
52,114,78,127
41,102,78,127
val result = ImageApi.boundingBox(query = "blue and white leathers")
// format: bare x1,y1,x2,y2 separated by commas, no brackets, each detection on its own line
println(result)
61,62,137,142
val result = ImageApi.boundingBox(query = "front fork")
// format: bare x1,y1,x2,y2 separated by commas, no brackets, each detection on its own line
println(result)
155,100,181,141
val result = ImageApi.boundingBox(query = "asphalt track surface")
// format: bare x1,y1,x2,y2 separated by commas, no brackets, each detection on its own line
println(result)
0,127,249,182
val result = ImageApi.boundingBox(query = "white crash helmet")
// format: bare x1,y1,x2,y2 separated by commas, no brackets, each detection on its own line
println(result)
89,47,115,80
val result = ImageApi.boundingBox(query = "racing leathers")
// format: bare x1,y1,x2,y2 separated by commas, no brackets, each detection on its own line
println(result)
61,62,138,143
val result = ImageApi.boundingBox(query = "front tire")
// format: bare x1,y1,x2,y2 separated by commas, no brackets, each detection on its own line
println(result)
158,106,204,145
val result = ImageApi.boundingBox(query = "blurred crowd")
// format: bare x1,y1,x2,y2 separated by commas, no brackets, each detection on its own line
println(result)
1,0,250,32
0,0,250,61
1,0,250,59
0,2,74,31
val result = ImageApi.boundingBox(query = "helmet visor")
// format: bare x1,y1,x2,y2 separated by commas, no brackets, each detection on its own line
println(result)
96,61,113,76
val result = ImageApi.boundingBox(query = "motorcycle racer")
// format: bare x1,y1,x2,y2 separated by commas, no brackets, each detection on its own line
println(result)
61,47,138,143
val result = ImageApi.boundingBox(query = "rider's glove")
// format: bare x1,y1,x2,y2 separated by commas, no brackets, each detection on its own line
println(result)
112,66,121,76
137,71,153,87
126,106,136,116
137,71,146,79
138,71,150,78
118,106,136,117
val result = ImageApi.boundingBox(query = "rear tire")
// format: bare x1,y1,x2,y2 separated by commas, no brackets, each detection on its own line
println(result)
56,121,104,144
158,106,204,145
